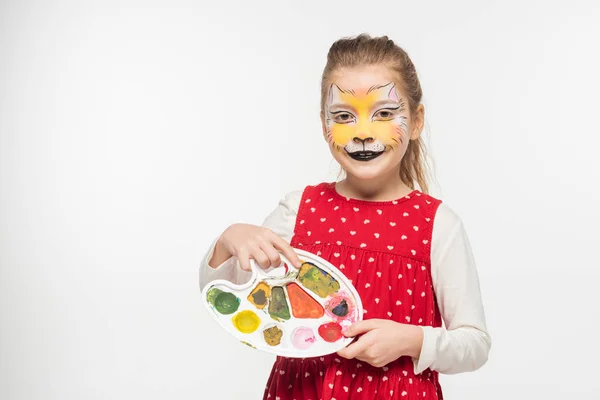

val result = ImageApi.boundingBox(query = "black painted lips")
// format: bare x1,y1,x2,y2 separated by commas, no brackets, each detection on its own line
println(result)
347,151,384,161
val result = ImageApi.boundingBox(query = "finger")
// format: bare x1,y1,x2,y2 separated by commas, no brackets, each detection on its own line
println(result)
256,237,282,268
252,253,272,270
267,232,303,269
343,319,380,337
337,337,371,360
356,354,383,368
355,354,373,365
248,244,271,270
236,248,252,271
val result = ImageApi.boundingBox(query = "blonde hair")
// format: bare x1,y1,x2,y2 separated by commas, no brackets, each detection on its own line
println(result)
321,33,430,194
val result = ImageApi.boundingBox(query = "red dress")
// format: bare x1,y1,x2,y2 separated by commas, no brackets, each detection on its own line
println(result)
264,182,444,400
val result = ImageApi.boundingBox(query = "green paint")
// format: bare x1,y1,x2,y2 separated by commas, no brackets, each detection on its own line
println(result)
214,291,240,315
268,286,290,321
241,341,257,349
297,262,340,298
206,287,224,305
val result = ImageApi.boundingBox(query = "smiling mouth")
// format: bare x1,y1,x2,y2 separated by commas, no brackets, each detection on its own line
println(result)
347,151,384,161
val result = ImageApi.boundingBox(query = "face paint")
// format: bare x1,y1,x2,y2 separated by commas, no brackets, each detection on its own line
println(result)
325,82,408,161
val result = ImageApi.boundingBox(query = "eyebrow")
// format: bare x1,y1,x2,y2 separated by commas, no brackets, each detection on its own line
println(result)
367,82,393,94
328,100,401,112
328,103,354,111
371,100,401,109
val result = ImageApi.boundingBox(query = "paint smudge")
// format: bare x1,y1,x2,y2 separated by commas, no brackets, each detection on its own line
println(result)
263,325,283,346
268,286,291,321
248,281,271,309
292,327,316,349
332,300,349,317
287,282,324,319
240,341,257,349
213,291,240,315
206,287,223,305
297,262,340,298
318,322,344,342
232,310,261,334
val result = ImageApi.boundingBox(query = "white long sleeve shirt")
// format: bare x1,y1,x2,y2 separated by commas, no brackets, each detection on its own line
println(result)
199,190,491,375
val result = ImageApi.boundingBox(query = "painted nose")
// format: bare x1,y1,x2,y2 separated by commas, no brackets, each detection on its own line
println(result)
353,137,374,144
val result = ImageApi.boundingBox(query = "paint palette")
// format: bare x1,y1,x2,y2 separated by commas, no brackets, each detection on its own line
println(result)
201,249,363,358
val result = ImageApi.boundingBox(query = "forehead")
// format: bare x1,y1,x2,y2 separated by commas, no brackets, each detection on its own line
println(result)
329,65,400,96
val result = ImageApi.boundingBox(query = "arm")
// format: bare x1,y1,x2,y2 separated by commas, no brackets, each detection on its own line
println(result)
413,203,492,374
198,190,302,290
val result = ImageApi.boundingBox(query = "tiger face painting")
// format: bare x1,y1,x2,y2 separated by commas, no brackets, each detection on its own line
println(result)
324,81,409,162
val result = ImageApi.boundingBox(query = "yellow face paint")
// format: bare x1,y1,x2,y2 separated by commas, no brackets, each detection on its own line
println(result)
325,82,408,161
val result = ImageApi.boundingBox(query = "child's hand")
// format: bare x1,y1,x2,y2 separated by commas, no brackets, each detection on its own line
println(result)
337,319,424,368
212,223,303,271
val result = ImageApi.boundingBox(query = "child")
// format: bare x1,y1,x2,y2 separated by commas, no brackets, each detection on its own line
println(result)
199,33,491,400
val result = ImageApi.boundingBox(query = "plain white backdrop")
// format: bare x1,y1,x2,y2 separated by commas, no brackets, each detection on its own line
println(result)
1,0,599,399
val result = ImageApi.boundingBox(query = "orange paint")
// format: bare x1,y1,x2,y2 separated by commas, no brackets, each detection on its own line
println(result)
287,282,324,319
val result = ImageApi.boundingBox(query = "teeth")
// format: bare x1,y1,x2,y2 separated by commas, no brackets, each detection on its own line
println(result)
348,151,382,159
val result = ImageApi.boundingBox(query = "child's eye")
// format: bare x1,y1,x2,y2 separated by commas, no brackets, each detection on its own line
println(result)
374,110,395,119
333,113,355,124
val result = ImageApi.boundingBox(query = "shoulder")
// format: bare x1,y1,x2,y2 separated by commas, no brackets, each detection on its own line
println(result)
279,189,303,212
414,191,462,230
431,200,468,261
434,202,463,232
279,182,332,209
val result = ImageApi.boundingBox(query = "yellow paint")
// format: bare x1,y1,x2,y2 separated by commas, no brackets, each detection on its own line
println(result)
232,310,261,334
328,83,405,149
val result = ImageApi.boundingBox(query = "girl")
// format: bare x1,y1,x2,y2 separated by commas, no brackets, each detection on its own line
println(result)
199,34,491,399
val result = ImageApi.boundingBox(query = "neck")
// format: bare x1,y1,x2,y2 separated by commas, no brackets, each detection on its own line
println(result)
337,169,414,201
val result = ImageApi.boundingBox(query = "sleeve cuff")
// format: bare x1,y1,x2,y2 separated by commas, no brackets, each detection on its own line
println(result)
199,237,237,290
412,325,439,375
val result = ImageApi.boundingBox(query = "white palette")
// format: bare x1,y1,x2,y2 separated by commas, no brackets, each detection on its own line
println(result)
201,249,363,358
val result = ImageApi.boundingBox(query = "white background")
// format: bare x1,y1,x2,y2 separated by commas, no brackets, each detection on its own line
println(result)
1,0,599,399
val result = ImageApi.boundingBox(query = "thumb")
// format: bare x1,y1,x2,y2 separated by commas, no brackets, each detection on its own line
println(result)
343,319,379,337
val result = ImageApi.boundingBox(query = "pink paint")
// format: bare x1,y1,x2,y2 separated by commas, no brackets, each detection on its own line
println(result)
292,327,316,349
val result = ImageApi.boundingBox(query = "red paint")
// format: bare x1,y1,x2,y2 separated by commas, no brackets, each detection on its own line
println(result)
287,282,324,319
318,322,343,342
